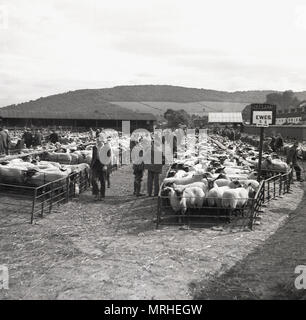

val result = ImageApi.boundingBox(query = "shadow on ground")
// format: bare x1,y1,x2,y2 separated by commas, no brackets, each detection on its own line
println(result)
192,184,306,300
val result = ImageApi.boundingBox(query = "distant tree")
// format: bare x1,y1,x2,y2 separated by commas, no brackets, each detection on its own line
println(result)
164,108,192,128
266,90,301,111
266,93,282,107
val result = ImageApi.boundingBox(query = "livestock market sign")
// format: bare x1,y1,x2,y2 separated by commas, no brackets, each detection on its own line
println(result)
250,103,276,127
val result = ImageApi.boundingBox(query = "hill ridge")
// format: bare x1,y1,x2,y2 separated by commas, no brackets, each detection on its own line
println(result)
1,85,306,116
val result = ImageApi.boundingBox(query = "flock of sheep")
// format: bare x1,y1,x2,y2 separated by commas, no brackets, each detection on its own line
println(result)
159,134,289,218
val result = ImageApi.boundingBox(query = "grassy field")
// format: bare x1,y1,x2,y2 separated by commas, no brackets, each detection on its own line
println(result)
0,165,305,300
111,101,249,115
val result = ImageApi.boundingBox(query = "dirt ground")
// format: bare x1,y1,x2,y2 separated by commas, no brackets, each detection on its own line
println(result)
194,182,306,300
0,165,305,300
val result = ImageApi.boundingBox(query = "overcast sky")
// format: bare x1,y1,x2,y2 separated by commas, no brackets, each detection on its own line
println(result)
1,0,306,106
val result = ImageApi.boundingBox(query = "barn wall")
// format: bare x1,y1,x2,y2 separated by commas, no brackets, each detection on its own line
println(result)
2,118,155,132
244,125,306,140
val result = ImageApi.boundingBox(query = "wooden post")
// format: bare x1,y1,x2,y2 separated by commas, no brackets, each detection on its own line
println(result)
30,189,37,224
257,127,264,181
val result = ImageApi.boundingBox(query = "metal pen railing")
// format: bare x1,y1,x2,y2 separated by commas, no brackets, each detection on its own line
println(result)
157,168,293,230
0,168,90,224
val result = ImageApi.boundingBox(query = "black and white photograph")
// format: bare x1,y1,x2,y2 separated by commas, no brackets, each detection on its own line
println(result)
0,0,306,307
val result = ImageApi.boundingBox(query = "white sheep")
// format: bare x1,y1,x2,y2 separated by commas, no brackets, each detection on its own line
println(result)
163,172,204,186
206,180,241,207
179,187,205,214
222,185,254,209
163,186,182,213
206,185,231,207
173,180,209,193
238,179,260,193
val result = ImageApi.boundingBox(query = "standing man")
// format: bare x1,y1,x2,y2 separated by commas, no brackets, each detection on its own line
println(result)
132,140,145,197
90,135,108,201
0,127,6,156
286,140,304,182
275,133,284,153
0,127,10,155
23,128,33,148
49,130,59,144
33,129,42,148
263,138,273,153
145,140,163,197
104,136,113,188
270,135,276,152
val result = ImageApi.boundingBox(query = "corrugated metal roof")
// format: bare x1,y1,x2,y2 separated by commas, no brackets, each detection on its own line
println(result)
0,109,156,121
208,112,243,123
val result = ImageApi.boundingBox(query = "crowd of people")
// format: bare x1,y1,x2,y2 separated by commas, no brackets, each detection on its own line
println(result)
0,127,71,156
262,134,284,153
213,126,242,141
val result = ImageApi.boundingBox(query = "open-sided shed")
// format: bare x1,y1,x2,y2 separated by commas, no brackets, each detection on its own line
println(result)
208,112,243,124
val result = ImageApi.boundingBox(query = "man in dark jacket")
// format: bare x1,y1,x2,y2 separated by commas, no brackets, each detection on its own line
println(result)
0,127,6,155
286,141,303,182
23,128,33,148
49,130,59,144
90,136,109,200
274,134,284,152
132,141,145,196
33,129,42,147
145,141,163,197
270,135,276,152
263,138,273,153
0,127,10,155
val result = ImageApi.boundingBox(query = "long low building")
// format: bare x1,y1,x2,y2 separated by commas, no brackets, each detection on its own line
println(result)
0,110,156,131
0,92,156,131
275,112,304,125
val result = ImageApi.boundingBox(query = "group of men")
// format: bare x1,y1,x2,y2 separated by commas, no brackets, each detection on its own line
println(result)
263,134,284,153
214,126,242,141
22,128,43,148
263,134,303,182
90,133,164,201
132,138,164,197
286,140,304,182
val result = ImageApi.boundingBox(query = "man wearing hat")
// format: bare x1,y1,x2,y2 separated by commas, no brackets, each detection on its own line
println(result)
145,139,164,197
132,139,145,197
286,140,304,182
23,128,33,148
90,135,109,200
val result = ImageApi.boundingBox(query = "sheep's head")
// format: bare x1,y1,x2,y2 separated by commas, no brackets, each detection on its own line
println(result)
173,188,184,200
265,156,272,165
23,168,38,183
203,172,213,179
215,166,226,174
164,181,174,188
246,184,256,198
229,180,242,188
215,173,228,180
162,186,173,197
207,178,215,190
167,170,176,178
